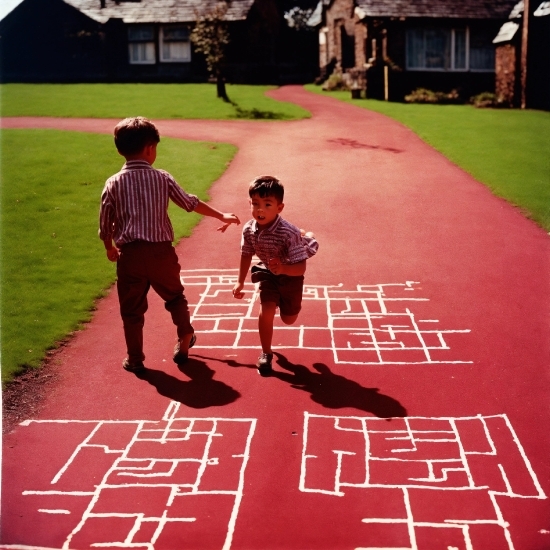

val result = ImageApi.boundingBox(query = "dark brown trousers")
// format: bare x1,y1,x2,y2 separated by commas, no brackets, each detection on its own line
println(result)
116,241,193,363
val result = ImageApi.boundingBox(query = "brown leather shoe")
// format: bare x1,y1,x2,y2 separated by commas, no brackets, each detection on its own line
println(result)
256,352,273,375
173,334,196,365
122,358,145,373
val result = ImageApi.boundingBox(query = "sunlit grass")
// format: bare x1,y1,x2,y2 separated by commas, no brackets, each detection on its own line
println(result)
1,129,236,383
0,83,310,120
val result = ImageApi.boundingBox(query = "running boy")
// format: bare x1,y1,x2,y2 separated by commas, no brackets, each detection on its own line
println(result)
232,175,318,374
99,116,240,373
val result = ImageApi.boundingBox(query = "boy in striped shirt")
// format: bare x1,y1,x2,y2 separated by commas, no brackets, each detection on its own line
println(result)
232,176,318,374
99,117,240,373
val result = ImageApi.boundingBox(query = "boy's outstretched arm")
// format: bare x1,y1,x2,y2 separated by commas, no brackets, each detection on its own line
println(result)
193,200,240,232
233,255,252,299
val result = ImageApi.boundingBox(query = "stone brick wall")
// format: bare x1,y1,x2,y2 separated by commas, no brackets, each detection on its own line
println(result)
495,43,517,106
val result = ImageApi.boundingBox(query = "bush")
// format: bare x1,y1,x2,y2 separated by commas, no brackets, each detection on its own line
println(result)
322,72,350,92
470,92,507,108
405,87,461,104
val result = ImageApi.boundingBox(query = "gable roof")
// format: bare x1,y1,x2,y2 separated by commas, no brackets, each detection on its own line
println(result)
62,0,256,24
355,0,517,19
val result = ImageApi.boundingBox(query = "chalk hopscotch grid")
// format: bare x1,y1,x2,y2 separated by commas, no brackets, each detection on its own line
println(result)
181,269,471,365
10,402,256,550
300,412,547,550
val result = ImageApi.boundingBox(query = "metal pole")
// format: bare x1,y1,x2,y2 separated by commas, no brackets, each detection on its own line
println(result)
521,0,530,108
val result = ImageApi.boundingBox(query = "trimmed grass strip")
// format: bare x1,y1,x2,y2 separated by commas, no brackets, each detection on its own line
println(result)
1,129,236,383
0,83,310,120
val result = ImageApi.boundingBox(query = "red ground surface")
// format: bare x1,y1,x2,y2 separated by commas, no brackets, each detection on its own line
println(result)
2,86,549,550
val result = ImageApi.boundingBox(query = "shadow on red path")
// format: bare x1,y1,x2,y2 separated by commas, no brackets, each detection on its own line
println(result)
134,359,241,409
272,353,408,419
203,352,408,418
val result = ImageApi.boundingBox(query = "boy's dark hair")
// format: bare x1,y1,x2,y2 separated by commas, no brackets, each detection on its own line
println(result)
249,175,284,203
114,117,160,156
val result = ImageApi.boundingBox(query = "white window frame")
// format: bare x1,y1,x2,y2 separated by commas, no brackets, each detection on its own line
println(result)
406,27,493,72
128,26,156,65
450,28,469,72
159,26,191,63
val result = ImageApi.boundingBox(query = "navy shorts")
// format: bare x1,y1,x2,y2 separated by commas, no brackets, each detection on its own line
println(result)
250,263,304,317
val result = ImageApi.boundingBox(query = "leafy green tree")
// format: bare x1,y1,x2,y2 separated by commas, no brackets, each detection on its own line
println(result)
191,4,231,102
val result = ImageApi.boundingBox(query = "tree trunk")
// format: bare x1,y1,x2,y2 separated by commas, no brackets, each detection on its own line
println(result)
216,71,230,102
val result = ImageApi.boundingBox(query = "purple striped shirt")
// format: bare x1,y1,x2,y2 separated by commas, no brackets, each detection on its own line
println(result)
99,160,199,246
241,215,319,266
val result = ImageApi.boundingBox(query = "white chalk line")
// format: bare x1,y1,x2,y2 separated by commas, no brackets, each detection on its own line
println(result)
18,402,257,550
301,412,547,550
180,271,471,365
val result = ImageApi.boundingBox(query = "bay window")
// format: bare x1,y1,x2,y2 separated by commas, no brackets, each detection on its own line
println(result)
406,27,494,72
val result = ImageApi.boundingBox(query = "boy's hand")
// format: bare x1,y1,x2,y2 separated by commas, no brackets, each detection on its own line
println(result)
268,257,282,275
217,213,241,233
106,246,120,262
232,282,245,299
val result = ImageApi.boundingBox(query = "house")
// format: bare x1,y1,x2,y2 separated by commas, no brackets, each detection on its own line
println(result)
493,1,550,109
312,0,518,101
0,0,319,83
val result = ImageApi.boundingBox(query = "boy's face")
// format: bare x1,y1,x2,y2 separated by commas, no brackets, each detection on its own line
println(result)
250,193,284,228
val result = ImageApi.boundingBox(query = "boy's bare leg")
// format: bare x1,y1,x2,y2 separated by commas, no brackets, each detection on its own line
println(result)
258,301,277,353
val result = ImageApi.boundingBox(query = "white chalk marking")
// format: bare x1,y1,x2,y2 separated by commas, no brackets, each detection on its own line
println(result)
177,271,471,366
18,402,256,550
302,412,546,550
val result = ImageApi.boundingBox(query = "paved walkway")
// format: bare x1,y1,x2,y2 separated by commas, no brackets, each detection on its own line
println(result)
2,86,549,550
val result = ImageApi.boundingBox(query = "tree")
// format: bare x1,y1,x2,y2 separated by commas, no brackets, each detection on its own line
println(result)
283,6,315,31
190,3,231,102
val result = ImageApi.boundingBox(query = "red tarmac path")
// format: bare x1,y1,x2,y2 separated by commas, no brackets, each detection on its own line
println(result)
2,86,549,549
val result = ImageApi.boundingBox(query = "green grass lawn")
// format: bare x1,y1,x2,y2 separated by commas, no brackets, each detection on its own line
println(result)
0,83,310,120
305,85,550,231
1,129,236,383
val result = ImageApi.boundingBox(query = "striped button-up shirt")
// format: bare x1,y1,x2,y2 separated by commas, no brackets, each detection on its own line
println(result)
99,160,199,246
241,215,319,266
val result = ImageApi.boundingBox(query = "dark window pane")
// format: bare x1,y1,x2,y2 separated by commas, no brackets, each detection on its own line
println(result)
163,26,190,42
128,26,154,42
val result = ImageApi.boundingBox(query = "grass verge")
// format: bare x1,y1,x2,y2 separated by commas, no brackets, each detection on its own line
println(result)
1,129,236,383
0,83,310,120
305,85,550,231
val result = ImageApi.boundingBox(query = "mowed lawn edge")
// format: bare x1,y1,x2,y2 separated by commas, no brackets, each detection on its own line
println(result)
0,83,311,120
305,85,550,232
1,129,237,384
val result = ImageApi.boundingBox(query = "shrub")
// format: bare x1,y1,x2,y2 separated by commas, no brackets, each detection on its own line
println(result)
322,72,350,92
405,87,461,104
470,92,507,108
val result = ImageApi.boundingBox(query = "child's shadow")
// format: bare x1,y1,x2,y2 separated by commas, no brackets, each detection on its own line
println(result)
137,358,240,409
272,353,407,419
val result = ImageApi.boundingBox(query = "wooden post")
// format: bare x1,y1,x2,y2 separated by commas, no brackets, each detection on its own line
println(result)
521,0,530,109
382,30,388,101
